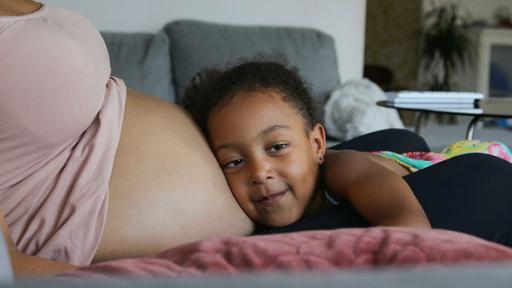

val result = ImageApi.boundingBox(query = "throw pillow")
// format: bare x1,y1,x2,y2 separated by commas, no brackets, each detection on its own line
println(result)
324,79,404,141
164,19,340,107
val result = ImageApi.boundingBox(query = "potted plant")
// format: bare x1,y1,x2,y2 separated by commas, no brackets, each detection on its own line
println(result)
419,1,475,124
420,1,475,91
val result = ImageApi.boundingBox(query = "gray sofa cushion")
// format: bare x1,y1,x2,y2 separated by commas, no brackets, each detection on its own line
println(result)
101,31,175,102
164,20,340,107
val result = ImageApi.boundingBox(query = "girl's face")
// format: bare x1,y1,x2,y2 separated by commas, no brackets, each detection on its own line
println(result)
207,90,326,227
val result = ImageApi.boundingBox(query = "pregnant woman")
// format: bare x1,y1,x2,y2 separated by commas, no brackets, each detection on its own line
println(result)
0,0,253,277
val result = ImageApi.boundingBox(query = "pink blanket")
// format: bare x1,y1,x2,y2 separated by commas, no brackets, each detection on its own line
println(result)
63,227,512,278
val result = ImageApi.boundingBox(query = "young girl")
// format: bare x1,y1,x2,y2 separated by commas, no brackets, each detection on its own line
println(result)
183,60,512,247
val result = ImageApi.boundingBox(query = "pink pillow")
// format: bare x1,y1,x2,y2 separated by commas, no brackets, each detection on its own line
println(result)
63,227,512,278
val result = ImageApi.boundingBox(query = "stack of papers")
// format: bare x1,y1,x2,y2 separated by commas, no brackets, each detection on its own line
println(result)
384,91,484,113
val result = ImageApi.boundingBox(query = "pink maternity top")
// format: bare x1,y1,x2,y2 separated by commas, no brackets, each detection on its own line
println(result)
0,4,126,265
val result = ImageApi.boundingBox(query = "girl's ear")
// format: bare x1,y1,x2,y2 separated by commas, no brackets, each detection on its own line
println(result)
310,123,327,164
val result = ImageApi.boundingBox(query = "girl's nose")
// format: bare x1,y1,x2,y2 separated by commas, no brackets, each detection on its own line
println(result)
250,158,274,185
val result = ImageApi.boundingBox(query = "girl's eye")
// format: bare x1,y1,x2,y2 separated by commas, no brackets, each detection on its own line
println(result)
224,159,244,168
269,143,288,153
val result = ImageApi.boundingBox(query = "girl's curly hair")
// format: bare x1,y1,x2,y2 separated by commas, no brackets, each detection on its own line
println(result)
182,58,320,138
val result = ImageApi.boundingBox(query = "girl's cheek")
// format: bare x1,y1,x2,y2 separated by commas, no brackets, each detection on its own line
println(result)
227,178,244,196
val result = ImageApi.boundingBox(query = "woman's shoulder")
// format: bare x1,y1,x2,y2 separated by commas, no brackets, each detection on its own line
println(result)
0,0,39,16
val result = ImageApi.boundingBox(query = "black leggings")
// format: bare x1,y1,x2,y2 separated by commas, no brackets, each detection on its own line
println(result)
258,129,512,247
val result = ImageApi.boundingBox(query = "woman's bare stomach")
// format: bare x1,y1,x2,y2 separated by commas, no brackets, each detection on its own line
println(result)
93,90,253,262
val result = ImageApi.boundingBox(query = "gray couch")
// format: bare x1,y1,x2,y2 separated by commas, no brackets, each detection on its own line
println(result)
100,19,341,110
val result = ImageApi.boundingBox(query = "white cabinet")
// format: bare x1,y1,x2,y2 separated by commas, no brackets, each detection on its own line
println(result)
458,28,512,97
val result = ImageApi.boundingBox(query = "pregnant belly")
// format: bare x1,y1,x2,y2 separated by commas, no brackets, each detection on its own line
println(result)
93,90,253,262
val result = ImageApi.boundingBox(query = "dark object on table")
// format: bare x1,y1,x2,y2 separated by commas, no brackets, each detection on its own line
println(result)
363,64,394,91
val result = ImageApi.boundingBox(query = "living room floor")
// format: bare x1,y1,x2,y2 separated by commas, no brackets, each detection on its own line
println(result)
413,116,512,152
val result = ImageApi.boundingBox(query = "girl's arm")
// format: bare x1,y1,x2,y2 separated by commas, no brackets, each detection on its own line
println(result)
1,212,78,277
323,150,431,228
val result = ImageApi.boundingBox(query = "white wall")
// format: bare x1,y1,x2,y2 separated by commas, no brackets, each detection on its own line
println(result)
40,0,366,82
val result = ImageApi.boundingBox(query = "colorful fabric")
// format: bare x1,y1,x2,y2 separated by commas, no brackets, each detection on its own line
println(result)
373,140,512,173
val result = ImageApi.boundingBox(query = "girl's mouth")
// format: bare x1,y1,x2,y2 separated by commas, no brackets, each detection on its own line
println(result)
256,189,289,207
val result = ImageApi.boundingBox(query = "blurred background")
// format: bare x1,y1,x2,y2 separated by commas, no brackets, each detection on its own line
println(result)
40,0,512,151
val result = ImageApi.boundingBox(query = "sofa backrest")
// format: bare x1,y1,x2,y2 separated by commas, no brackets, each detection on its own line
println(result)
101,31,175,102
164,20,340,108
101,20,341,114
